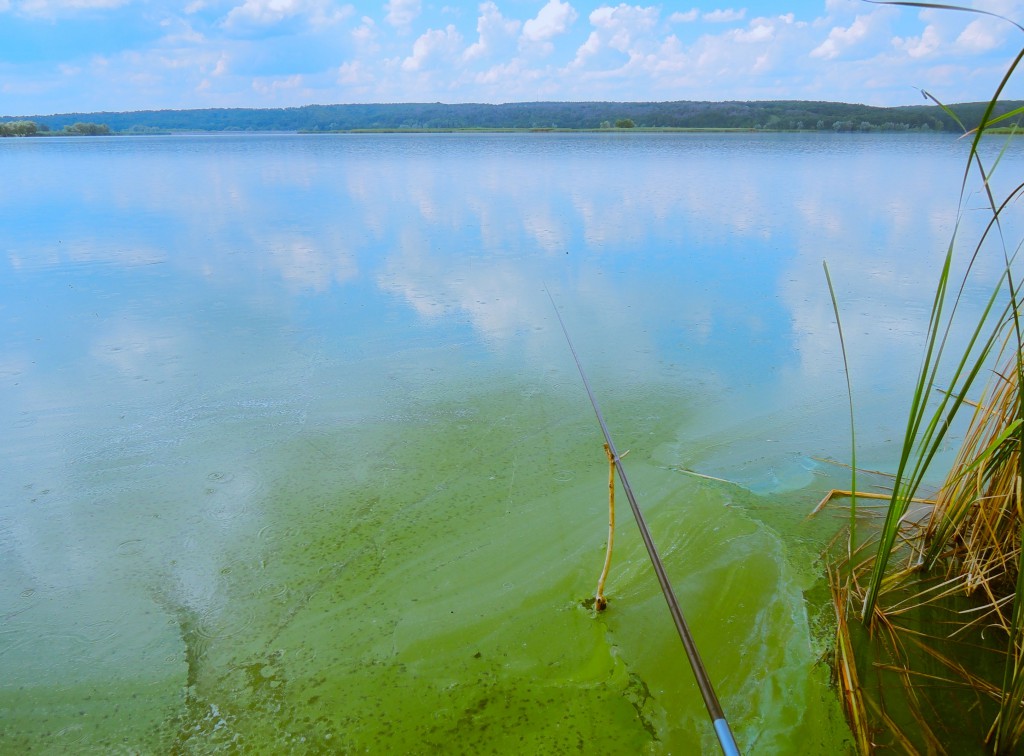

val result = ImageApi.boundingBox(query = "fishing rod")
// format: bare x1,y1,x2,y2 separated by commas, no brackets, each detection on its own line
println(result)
546,288,740,756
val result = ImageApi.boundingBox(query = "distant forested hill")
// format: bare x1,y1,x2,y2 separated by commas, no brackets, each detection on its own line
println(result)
4,100,1022,133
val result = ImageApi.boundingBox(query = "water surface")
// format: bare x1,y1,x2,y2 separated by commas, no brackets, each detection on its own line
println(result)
2,132,1019,752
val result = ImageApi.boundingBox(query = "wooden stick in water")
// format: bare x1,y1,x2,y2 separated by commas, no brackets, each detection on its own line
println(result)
594,443,616,612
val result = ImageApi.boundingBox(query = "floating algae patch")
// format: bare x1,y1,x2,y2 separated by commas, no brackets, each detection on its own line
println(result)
91,380,850,754
0,367,852,752
569,452,851,754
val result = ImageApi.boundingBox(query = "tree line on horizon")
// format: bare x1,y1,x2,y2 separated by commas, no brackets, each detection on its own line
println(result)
1,120,110,137
2,100,1021,134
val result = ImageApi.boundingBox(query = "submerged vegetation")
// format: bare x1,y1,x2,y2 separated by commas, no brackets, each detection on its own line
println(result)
820,5,1024,752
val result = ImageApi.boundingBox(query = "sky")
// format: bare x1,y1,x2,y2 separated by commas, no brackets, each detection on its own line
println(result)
2,0,1024,116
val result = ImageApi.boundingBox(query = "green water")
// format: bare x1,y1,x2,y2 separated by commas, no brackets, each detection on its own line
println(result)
1,379,851,753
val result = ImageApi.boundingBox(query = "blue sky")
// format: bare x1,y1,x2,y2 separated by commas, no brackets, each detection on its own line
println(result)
2,0,1023,115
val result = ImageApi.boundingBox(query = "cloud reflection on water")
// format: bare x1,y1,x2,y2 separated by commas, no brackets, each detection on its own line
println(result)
4,135,1018,453
3,135,1018,417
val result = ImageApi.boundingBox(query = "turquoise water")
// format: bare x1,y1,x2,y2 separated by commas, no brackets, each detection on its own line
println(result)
1,132,1020,753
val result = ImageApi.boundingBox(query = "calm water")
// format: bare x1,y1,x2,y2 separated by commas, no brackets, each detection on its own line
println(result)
1,132,1019,753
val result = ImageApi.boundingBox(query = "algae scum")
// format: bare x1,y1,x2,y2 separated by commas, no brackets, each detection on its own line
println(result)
1,372,851,753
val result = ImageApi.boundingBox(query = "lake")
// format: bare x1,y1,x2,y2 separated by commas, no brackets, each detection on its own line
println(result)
1,131,1019,753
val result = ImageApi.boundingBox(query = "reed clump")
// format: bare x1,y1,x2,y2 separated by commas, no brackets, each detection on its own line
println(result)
925,352,1023,601
825,353,1024,752
820,4,1024,751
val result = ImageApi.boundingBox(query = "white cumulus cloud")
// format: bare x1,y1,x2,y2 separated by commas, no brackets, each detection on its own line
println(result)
590,4,659,52
955,17,1006,54
352,15,378,44
385,0,419,28
732,16,776,43
703,8,745,23
567,4,661,70
669,8,698,23
252,73,304,95
892,23,941,59
402,24,463,71
223,0,352,29
15,0,128,15
338,60,370,84
474,58,529,85
521,0,577,45
811,12,880,59
464,1,521,61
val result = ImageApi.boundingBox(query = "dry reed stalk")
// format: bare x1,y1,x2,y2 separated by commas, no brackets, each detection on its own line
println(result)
594,443,616,612
675,467,737,485
812,489,935,517
905,636,1002,700
864,697,928,756
831,565,873,755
